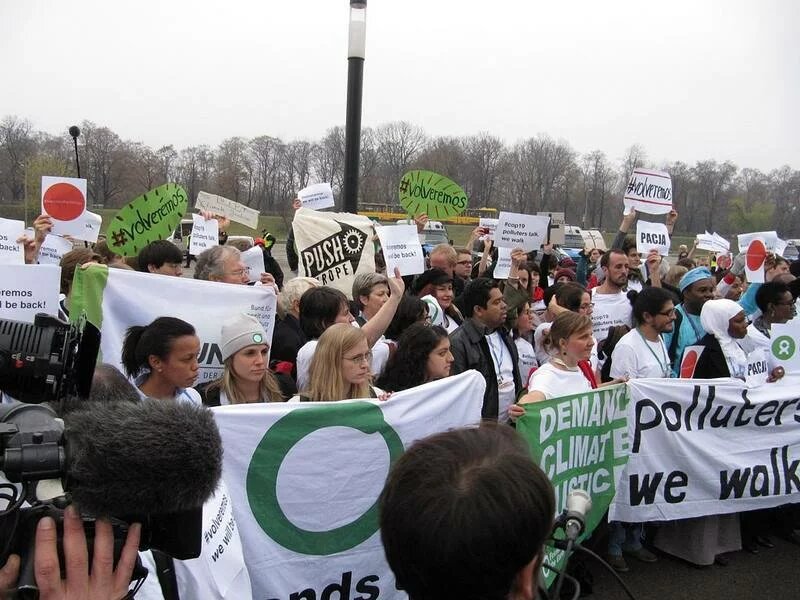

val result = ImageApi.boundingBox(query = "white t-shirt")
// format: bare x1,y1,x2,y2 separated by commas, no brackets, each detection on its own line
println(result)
610,329,671,379
134,375,202,405
487,332,516,422
296,338,389,392
590,288,633,343
515,337,538,384
527,362,592,400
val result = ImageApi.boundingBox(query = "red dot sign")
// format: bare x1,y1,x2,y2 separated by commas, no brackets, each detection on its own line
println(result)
746,239,767,272
43,182,85,221
680,349,699,378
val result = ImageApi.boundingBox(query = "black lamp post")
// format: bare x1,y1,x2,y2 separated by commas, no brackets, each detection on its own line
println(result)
342,0,366,214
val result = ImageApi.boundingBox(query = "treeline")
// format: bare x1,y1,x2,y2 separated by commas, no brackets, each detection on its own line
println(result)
1,115,798,235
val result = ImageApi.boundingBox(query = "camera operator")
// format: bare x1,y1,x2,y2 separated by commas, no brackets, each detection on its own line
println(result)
379,424,555,600
0,506,141,600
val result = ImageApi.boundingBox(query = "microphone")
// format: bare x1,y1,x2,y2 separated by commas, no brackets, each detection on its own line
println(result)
63,399,222,517
563,489,592,541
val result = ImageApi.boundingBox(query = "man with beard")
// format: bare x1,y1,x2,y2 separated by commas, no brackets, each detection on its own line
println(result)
663,266,715,376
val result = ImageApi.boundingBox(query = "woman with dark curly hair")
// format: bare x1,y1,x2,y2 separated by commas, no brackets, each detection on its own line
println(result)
376,324,453,393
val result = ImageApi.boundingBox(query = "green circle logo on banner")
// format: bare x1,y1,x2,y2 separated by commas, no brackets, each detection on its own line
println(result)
246,402,404,555
398,170,468,219
105,182,188,257
772,335,795,359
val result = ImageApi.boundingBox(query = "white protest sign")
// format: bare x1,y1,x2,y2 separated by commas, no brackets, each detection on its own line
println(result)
189,214,219,256
774,238,788,257
195,191,260,230
623,169,673,215
495,212,550,251
581,229,607,251
744,238,768,283
376,224,424,276
769,321,800,375
70,265,277,384
212,372,484,600
737,231,778,253
0,264,61,322
492,246,512,279
635,220,670,256
696,231,730,254
479,218,498,241
37,234,74,265
241,246,266,283
41,176,101,242
610,377,800,522
297,182,335,211
0,218,25,265
745,348,770,388
537,212,565,245
421,294,444,327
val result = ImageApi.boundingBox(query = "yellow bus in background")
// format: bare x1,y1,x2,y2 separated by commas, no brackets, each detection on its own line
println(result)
358,204,497,224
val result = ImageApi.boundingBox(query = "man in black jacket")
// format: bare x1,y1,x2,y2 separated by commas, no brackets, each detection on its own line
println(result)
450,277,525,421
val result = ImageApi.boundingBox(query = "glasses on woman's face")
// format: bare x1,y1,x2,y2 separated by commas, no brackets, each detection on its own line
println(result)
580,302,594,310
343,351,373,365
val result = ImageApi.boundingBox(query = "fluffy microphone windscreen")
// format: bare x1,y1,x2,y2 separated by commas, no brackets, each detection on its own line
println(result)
64,399,222,517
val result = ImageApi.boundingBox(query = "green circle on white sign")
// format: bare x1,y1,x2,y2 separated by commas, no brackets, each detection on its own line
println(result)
772,335,795,359
246,402,404,555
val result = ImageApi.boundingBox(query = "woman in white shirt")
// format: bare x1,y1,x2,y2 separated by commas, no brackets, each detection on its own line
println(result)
122,316,202,404
610,287,677,380
511,312,596,416
294,323,388,402
512,301,538,383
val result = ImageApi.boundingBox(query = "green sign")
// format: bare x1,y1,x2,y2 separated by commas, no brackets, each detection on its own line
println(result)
106,183,188,256
516,384,630,586
246,401,404,555
398,170,468,219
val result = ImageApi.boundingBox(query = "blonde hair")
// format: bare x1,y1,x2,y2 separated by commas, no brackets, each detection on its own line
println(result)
206,351,283,404
304,323,371,401
544,312,593,357
429,244,457,267
664,265,688,288
278,277,321,317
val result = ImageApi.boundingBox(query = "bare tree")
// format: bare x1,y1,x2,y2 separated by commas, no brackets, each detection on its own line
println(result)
0,116,36,201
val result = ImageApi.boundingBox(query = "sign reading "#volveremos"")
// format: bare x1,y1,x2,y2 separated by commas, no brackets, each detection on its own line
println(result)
106,183,188,256
398,170,468,219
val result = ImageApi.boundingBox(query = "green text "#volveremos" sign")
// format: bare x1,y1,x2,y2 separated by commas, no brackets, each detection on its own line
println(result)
398,170,468,219
106,183,188,256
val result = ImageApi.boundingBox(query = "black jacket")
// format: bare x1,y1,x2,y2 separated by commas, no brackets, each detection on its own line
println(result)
449,318,522,420
270,314,306,380
286,226,299,272
692,334,731,379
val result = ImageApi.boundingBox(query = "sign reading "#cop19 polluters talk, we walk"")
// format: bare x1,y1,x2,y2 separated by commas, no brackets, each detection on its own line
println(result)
398,170,468,219
213,371,485,600
105,183,188,256
517,384,630,587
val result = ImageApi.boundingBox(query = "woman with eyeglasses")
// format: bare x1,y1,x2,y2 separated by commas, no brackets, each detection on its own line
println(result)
609,287,677,380
194,245,277,288
746,281,796,351
292,323,388,401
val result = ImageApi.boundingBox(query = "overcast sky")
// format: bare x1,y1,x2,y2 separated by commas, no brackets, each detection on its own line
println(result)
2,0,797,171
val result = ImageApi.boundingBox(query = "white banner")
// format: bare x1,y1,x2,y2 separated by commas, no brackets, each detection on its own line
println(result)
376,224,424,276
196,191,260,229
495,212,550,251
70,265,276,383
293,208,376,298
492,246,512,279
635,220,670,256
610,377,800,522
0,264,61,322
623,169,673,215
213,371,485,600
737,231,778,253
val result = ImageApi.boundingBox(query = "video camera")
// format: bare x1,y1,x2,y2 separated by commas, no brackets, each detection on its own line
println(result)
0,313,205,599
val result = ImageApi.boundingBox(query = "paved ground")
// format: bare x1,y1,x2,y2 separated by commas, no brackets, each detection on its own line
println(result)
562,527,800,599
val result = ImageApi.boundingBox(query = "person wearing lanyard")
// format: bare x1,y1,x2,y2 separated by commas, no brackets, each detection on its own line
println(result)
662,267,715,377
610,287,677,380
606,287,677,572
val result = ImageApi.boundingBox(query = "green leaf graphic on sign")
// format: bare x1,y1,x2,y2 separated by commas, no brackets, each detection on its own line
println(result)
398,170,468,219
105,183,188,256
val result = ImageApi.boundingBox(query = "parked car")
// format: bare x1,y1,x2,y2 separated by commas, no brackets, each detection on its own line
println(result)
396,219,449,254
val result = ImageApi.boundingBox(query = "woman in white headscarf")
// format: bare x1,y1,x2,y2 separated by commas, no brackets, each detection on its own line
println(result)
693,299,750,379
